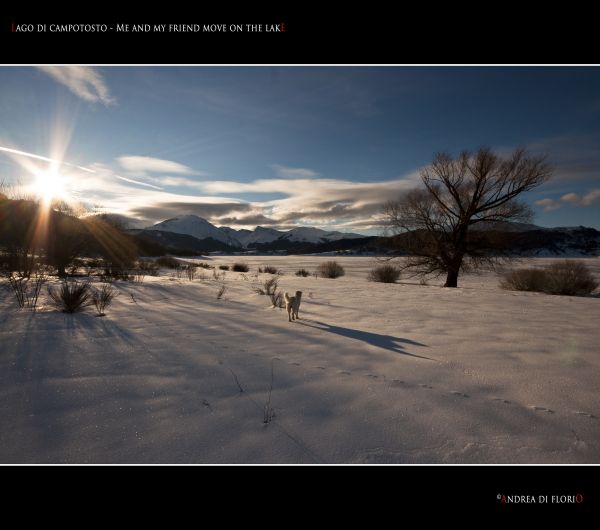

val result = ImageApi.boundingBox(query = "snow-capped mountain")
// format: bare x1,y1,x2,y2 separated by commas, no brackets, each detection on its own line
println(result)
218,226,245,247
147,215,241,247
279,226,365,243
145,215,365,248
235,226,284,247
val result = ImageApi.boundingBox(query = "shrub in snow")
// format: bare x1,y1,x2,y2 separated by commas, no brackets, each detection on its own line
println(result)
137,260,159,276
181,264,198,281
232,262,249,272
212,268,226,281
500,260,598,296
48,280,93,313
219,265,230,271
101,267,133,282
270,290,285,308
255,277,278,296
368,264,401,283
545,260,598,296
216,284,227,300
259,265,279,274
92,283,118,316
295,268,310,277
500,268,549,293
263,361,275,423
6,272,46,309
317,261,345,279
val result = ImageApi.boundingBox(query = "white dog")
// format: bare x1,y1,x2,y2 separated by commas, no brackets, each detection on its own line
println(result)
284,291,302,322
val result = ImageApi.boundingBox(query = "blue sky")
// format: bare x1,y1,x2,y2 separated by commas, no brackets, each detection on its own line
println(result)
0,66,599,233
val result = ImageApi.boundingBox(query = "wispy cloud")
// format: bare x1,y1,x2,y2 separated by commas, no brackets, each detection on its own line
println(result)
117,156,194,174
131,202,253,222
114,175,163,190
535,198,563,212
582,189,600,206
535,188,600,211
197,172,421,230
35,66,115,106
76,165,420,231
0,142,419,232
560,192,580,204
271,164,319,178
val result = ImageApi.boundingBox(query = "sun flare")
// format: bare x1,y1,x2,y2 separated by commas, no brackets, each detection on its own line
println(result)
33,165,67,204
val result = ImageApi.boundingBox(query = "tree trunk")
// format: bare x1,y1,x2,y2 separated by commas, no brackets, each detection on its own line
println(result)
444,268,459,288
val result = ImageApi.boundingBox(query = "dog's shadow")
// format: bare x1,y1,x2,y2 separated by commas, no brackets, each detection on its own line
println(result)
296,319,434,360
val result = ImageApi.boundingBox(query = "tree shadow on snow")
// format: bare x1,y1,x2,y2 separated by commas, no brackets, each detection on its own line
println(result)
296,320,434,360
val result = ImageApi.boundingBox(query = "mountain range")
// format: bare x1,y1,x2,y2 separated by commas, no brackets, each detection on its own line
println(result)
145,215,365,248
128,215,600,257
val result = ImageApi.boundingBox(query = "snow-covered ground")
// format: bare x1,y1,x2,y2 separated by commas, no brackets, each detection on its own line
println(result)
1,256,599,464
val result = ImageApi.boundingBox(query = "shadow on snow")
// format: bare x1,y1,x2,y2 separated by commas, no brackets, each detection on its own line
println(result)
296,319,434,360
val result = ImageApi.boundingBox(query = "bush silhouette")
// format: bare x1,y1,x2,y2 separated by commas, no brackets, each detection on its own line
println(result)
317,261,345,279
368,264,401,283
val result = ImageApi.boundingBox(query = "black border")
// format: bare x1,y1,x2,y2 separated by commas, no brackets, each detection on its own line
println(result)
1,9,596,64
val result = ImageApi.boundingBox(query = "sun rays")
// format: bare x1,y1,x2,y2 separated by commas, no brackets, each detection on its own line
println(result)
0,143,96,211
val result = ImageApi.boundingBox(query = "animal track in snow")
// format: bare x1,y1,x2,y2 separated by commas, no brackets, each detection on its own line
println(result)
491,397,511,404
338,371,351,375
289,362,301,366
449,391,469,398
419,384,433,389
315,366,326,370
367,374,379,379
574,411,597,419
531,406,554,413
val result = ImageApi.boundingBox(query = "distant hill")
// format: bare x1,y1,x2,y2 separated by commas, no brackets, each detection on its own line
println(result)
131,230,234,255
387,225,600,258
503,226,600,256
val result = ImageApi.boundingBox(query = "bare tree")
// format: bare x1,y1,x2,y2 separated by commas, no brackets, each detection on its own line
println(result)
384,147,553,287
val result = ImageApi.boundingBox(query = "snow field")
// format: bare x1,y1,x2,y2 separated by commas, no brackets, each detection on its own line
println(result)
0,256,599,463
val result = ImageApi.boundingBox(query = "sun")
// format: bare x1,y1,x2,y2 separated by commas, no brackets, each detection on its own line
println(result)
33,165,67,205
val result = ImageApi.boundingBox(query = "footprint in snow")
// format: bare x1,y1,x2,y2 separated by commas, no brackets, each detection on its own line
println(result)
367,374,379,379
390,379,405,387
531,406,554,413
450,391,469,398
315,366,326,370
574,411,597,419
289,362,301,366
491,397,511,404
419,384,433,389
339,371,351,375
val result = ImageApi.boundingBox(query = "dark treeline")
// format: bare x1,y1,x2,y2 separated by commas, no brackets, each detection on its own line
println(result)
0,193,171,277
